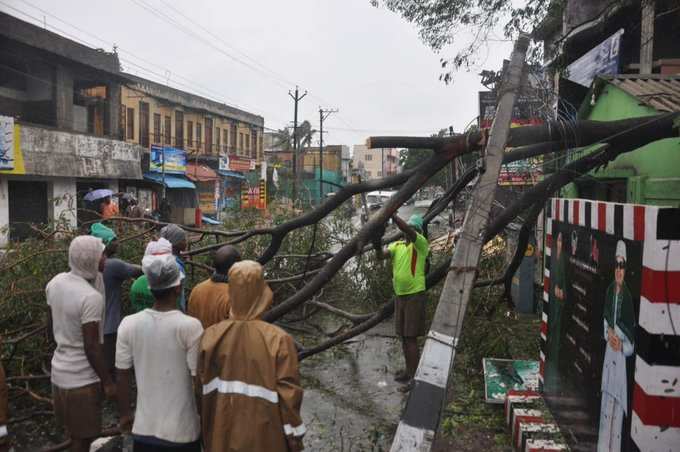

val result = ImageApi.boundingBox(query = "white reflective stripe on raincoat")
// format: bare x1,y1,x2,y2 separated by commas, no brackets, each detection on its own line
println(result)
284,422,307,437
202,377,279,404
0,425,7,437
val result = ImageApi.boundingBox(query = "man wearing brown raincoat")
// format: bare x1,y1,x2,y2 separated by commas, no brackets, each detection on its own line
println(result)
198,260,305,451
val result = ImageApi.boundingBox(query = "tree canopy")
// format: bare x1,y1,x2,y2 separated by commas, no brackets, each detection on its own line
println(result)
371,0,560,82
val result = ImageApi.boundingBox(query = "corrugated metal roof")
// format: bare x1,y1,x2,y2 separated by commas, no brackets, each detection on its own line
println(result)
604,75,680,112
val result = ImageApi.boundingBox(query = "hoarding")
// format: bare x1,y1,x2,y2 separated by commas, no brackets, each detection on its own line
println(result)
478,91,544,129
0,116,14,170
541,198,680,451
150,145,187,174
566,29,624,87
219,154,254,172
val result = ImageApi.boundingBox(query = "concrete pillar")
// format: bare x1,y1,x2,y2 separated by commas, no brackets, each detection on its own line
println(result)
50,177,77,230
55,65,74,130
0,176,8,247
107,82,121,138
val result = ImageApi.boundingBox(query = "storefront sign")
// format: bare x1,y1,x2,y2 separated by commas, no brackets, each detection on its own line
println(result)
566,29,624,87
542,198,680,451
479,91,544,129
150,145,187,174
220,154,254,173
0,116,14,170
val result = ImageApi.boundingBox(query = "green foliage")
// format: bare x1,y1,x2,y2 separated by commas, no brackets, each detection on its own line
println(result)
399,148,448,188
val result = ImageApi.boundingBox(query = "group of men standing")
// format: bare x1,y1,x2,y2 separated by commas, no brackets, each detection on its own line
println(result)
0,210,432,451
43,223,305,452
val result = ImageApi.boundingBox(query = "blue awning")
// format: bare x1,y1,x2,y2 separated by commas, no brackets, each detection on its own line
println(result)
217,170,246,180
143,172,196,189
202,215,221,225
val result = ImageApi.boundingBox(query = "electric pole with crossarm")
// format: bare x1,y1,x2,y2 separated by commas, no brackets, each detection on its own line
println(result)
288,86,307,204
318,107,338,205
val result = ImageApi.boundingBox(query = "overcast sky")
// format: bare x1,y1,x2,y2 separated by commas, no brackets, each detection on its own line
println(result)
3,0,512,147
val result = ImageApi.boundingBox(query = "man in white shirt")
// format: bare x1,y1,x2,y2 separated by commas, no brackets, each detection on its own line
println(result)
116,244,203,451
46,235,115,452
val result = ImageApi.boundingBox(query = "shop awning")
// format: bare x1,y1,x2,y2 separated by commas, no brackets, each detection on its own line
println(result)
143,172,196,189
217,169,246,180
186,163,219,182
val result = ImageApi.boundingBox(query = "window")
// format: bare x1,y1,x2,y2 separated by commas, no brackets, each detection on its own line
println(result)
139,101,150,147
153,113,161,143
205,118,213,154
216,127,221,152
239,132,244,155
223,129,229,153
164,115,171,144
377,171,382,177
175,111,184,148
187,121,194,148
196,123,202,151
366,171,372,178
245,134,250,153
252,133,257,159
126,107,134,140
230,125,237,154
365,154,372,161
120,104,126,140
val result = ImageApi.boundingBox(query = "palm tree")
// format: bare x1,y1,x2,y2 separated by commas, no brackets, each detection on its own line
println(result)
297,120,317,149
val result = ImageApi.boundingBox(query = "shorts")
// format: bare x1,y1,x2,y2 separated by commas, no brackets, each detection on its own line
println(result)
395,292,427,338
52,382,102,439
133,439,202,452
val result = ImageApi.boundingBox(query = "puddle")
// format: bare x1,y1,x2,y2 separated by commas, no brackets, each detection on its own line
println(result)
300,321,406,451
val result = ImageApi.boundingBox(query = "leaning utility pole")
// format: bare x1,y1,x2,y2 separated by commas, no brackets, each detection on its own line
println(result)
390,34,530,451
288,86,307,203
318,107,338,204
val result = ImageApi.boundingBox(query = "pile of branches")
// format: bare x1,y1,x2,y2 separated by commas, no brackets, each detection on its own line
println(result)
0,113,678,447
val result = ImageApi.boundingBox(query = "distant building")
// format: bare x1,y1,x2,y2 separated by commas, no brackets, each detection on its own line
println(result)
351,145,399,180
120,74,264,217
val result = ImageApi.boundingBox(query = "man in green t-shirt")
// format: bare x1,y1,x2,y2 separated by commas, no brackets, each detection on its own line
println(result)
376,214,430,390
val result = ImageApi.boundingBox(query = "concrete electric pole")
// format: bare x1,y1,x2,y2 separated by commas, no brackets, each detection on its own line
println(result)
288,86,307,203
318,107,338,204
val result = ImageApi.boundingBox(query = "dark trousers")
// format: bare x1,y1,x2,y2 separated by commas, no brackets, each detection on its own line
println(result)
133,439,201,452
103,333,117,379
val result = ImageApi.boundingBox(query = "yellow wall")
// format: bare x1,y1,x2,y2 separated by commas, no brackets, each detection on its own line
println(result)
121,86,263,162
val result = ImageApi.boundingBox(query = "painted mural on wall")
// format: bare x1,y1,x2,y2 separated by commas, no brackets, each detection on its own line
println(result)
541,198,680,452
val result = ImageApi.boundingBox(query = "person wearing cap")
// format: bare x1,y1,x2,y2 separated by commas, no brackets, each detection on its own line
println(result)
160,224,188,312
188,245,241,329
199,260,305,451
90,223,143,378
375,214,430,391
598,240,634,452
46,236,115,452
116,249,203,451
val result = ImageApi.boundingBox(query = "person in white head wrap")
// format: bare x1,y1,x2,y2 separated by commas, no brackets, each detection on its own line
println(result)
46,235,114,451
160,225,188,311
115,254,203,449
129,239,173,313
598,239,635,452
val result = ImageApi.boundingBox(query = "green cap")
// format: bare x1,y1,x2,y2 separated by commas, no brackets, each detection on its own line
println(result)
408,214,424,232
90,222,117,245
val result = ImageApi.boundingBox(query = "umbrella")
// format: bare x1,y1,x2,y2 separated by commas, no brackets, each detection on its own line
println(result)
84,189,114,202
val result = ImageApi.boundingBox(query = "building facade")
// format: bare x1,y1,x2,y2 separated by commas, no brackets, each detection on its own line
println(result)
0,12,143,245
351,145,399,180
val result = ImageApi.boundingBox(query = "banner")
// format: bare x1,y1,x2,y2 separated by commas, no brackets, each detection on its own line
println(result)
150,145,186,174
566,29,624,87
220,154,253,172
0,116,14,170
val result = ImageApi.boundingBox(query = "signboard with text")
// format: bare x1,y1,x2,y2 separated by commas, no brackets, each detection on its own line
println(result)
150,145,186,174
219,154,254,173
479,91,544,129
566,29,624,87
542,198,680,451
0,116,14,170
